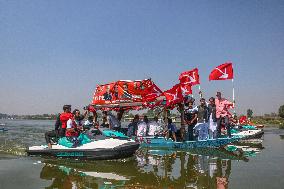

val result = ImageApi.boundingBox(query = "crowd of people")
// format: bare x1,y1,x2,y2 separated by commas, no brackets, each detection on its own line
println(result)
180,91,234,141
124,91,234,142
44,91,234,148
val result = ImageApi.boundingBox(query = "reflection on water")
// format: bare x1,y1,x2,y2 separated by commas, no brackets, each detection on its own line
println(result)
1,120,280,189
37,147,256,189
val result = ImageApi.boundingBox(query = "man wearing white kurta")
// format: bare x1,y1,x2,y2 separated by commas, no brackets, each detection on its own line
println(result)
208,97,217,139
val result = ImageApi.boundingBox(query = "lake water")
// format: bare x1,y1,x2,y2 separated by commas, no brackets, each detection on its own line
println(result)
0,120,283,189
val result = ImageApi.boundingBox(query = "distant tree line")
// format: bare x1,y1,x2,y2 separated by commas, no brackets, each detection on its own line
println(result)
0,113,58,120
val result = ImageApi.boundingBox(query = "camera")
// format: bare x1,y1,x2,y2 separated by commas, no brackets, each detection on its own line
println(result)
83,105,89,110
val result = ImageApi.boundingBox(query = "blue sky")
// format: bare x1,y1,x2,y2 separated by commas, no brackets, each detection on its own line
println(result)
0,0,283,115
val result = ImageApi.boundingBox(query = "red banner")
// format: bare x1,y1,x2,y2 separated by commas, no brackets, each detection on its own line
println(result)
92,79,162,108
209,62,234,81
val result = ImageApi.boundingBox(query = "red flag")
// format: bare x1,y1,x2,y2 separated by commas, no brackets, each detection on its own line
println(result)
239,116,247,125
141,79,163,102
179,68,200,86
180,84,192,96
163,84,183,107
209,62,233,81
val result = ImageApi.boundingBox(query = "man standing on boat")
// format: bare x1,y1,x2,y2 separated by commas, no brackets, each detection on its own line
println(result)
215,92,233,138
166,118,177,142
184,98,198,141
194,98,210,140
208,97,217,139
103,111,122,131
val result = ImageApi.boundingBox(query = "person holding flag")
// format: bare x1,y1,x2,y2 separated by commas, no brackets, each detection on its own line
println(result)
209,62,235,138
215,92,233,138
179,68,200,140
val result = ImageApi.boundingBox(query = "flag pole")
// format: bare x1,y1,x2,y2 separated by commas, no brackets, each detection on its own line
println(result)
232,78,236,114
198,85,202,98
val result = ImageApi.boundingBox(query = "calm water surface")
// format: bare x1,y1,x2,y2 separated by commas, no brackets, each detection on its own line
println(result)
0,120,283,189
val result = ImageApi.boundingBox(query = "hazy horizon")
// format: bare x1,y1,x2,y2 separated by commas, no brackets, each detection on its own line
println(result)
1,1,283,115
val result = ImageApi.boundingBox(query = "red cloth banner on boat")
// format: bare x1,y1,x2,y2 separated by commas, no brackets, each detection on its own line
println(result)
179,68,200,86
163,84,183,107
92,79,162,108
209,62,234,81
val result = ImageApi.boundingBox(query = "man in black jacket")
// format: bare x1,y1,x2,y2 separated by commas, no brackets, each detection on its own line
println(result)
208,97,217,139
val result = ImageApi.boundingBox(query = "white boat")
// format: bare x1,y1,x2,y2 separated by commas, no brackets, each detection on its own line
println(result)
27,138,139,160
232,129,264,140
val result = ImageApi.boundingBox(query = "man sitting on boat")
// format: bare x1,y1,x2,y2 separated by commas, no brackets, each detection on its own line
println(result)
45,105,72,149
82,105,98,130
66,109,84,138
64,109,91,147
127,114,139,137
83,115,95,130
136,116,149,137
102,111,122,131
147,116,163,136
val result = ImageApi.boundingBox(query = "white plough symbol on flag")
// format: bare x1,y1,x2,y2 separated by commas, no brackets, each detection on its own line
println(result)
215,68,228,79
182,71,197,84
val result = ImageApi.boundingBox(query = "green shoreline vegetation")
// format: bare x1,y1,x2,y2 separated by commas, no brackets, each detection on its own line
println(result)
1,105,283,128
0,113,57,120
1,112,283,129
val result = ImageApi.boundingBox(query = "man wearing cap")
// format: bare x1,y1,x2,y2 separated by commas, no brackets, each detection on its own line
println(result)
215,92,233,138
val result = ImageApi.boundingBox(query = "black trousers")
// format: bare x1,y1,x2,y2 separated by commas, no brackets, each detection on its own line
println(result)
45,130,57,144
188,124,195,141
45,129,66,144
216,116,231,138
